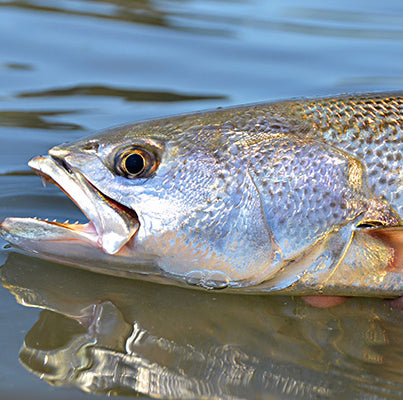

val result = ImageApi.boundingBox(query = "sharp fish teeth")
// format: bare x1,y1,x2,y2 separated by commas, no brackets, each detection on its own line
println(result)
30,217,75,224
40,176,47,188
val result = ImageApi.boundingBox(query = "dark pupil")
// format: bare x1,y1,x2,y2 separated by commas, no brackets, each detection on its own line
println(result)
124,153,145,175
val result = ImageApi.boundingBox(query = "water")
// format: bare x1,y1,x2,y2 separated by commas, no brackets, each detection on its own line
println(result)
1,0,403,398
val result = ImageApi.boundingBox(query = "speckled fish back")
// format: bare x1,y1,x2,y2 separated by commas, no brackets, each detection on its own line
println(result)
292,93,403,218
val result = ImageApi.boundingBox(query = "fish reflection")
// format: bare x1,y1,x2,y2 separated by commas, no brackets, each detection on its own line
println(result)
2,252,403,399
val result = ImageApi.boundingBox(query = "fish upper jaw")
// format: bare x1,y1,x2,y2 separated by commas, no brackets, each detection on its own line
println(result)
0,155,139,255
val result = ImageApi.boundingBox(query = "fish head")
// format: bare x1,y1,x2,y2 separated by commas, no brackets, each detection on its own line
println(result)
0,116,279,287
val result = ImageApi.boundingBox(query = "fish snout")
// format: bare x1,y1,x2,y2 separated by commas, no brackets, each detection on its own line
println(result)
48,145,71,159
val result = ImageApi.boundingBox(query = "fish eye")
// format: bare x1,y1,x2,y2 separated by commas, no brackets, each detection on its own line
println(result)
115,148,156,178
124,152,145,175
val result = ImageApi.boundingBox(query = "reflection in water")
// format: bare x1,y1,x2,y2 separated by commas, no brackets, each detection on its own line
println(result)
17,85,226,103
0,86,225,130
0,110,83,130
3,62,33,71
0,0,232,36
2,252,403,398
4,0,403,40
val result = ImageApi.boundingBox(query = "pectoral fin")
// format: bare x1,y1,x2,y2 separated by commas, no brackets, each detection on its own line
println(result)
315,226,403,297
259,225,403,297
364,226,403,272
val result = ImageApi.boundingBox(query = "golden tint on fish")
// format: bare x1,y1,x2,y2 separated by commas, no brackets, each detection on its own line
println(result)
0,92,402,295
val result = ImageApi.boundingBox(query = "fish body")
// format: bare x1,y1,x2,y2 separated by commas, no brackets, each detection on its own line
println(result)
0,93,402,295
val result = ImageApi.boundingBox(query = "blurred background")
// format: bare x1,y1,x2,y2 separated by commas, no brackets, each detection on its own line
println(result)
1,0,403,398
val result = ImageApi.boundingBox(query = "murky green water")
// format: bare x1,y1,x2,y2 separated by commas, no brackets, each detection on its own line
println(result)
1,0,403,398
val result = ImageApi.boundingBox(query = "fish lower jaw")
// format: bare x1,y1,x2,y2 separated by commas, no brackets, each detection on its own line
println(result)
0,216,138,257
0,217,100,249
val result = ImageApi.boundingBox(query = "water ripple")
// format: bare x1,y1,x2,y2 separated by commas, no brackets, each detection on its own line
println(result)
0,110,83,130
17,85,226,103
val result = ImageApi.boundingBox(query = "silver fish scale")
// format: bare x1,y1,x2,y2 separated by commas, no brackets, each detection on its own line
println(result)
150,94,401,269
246,135,369,261
320,126,402,217
176,100,396,219
295,94,403,219
162,126,277,280
193,94,403,221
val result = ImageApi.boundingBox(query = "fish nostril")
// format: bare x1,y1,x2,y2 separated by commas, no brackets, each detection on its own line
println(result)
82,140,99,152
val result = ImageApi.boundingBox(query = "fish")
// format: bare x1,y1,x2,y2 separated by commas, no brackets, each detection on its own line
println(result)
0,92,402,296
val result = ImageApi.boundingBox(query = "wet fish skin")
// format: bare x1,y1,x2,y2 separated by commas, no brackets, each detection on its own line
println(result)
0,93,402,295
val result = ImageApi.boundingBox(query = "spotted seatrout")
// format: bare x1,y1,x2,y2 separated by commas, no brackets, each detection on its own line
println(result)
0,93,402,295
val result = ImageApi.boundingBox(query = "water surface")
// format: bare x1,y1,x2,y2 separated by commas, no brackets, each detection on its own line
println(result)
1,0,403,398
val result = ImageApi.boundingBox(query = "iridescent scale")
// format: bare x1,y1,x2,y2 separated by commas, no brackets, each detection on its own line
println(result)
296,94,402,217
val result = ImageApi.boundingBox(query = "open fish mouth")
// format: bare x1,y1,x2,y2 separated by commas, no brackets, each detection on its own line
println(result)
0,155,139,255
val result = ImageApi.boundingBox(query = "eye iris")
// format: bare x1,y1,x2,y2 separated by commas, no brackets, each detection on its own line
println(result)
124,153,145,175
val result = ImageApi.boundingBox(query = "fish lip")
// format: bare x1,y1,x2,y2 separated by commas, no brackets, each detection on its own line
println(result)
1,154,139,255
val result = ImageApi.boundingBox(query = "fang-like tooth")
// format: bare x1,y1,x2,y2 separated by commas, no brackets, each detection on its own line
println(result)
74,221,79,224
45,218,48,221
64,219,69,223
53,219,57,222
41,177,47,188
